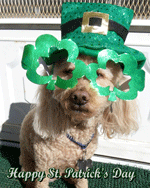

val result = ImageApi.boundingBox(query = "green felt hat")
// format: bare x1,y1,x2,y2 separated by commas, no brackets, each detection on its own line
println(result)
61,2,146,69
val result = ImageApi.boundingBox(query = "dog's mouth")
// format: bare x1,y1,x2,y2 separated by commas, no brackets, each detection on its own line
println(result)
70,104,89,113
68,103,92,123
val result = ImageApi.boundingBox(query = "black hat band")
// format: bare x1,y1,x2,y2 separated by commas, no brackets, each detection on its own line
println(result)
61,17,128,42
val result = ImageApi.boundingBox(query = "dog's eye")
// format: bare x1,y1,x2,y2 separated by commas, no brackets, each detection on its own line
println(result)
96,70,104,78
63,69,73,74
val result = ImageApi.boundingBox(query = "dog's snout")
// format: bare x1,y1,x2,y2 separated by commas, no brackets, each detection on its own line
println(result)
71,91,90,105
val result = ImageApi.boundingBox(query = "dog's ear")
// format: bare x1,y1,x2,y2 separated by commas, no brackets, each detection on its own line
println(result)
101,99,139,138
100,61,139,138
33,85,68,139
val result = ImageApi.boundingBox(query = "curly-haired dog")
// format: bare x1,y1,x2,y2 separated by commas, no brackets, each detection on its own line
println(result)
19,54,138,188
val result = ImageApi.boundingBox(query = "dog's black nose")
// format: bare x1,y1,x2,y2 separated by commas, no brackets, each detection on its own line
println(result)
71,91,90,105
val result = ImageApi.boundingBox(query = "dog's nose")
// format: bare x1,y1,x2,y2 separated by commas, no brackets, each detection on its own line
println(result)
71,91,90,105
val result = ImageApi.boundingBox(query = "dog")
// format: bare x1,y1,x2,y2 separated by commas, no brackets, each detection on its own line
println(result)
19,53,138,188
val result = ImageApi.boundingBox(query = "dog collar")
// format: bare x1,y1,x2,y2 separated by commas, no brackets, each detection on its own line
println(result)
66,133,94,150
67,133,94,172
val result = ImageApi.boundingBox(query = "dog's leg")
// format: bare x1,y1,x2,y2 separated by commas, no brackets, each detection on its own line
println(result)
34,177,50,188
74,178,88,188
20,156,54,188
34,167,58,188
19,149,36,187
22,178,50,188
62,175,88,188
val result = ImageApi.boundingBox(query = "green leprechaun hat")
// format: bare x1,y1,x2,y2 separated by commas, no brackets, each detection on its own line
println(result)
61,2,146,69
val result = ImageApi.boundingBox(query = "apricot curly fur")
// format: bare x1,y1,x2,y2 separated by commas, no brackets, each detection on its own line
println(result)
19,55,138,188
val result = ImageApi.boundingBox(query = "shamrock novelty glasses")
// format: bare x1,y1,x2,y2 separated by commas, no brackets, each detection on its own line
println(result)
22,34,145,102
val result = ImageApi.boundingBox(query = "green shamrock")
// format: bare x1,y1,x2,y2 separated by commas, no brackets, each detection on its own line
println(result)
22,34,80,90
56,49,145,101
85,62,110,97
97,49,145,101
55,59,87,89
22,35,145,102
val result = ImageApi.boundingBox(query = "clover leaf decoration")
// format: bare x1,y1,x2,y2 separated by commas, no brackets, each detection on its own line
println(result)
55,59,87,89
97,49,145,101
22,35,145,102
85,63,110,97
56,49,145,101
22,34,80,90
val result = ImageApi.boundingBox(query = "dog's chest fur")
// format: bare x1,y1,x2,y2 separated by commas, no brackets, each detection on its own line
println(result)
33,131,98,171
